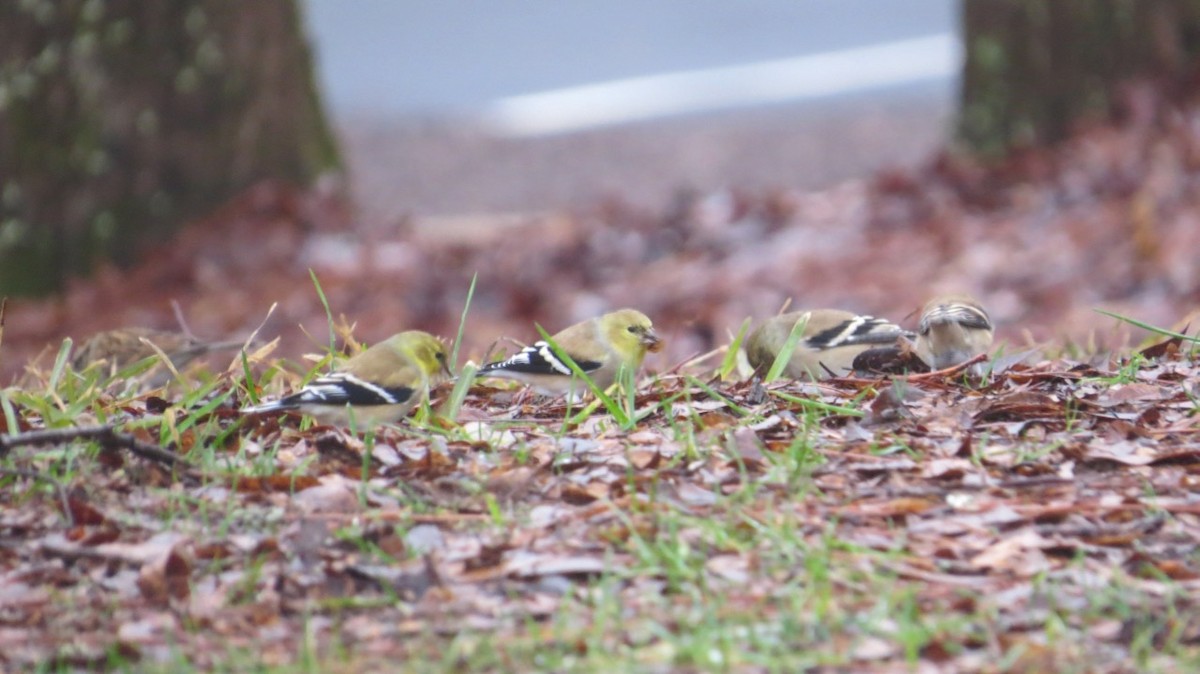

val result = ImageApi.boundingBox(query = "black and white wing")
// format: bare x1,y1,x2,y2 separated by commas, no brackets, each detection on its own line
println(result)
289,372,416,407
479,341,603,378
242,372,416,414
806,315,912,351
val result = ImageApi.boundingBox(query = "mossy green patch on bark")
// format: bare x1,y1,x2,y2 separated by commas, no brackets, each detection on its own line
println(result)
0,0,341,296
957,0,1200,158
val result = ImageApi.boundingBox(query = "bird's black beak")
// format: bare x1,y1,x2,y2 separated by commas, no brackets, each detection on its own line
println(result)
641,328,663,353
437,352,454,379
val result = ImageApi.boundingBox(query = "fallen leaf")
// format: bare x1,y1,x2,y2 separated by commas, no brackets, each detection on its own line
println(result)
137,547,191,604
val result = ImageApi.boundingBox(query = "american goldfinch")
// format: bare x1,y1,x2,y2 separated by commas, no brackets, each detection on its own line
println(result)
74,327,244,373
745,309,913,380
476,308,663,397
241,330,451,427
913,294,994,371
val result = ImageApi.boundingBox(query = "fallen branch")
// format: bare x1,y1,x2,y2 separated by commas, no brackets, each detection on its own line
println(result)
0,425,192,471
900,353,989,382
830,353,990,387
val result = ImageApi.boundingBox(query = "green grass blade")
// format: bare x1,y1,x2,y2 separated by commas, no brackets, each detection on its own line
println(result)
113,356,159,381
240,350,260,406
535,325,630,427
719,318,752,380
686,375,750,417
619,363,637,422
0,390,19,435
438,363,476,421
308,268,337,354
451,273,477,370
565,396,607,427
765,314,809,383
1094,308,1199,344
176,387,233,435
48,338,73,392
770,390,865,417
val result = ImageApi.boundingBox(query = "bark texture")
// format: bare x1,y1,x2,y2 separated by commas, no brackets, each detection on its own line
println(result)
0,0,339,295
958,0,1200,156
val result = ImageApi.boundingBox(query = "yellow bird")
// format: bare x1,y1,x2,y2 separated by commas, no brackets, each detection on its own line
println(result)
745,309,912,380
477,308,663,398
241,330,451,427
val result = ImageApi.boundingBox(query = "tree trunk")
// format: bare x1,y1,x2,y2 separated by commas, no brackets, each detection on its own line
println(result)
958,0,1200,156
0,0,340,296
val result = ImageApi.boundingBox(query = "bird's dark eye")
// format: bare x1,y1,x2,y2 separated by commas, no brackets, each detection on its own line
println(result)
436,352,447,362
627,326,638,333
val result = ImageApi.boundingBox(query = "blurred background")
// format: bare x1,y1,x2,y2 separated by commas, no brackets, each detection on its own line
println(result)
2,1,1198,379
305,0,955,220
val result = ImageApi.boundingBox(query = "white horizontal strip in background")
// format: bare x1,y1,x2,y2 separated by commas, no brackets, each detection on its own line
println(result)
482,33,959,137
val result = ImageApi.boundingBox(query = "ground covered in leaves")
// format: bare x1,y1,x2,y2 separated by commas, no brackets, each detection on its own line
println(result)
4,94,1200,671
1,329,1199,672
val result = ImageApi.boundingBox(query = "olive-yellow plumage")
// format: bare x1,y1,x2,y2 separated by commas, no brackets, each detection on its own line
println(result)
477,308,662,397
745,309,911,380
241,330,451,427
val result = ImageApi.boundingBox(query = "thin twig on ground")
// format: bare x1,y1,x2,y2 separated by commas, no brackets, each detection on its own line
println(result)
0,425,192,471
831,353,990,387
901,353,989,382
170,299,198,341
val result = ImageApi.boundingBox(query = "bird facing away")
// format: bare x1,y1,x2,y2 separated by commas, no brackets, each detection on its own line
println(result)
241,330,451,428
913,294,994,371
476,308,663,398
745,309,913,380
73,327,244,375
